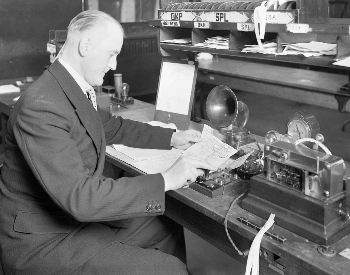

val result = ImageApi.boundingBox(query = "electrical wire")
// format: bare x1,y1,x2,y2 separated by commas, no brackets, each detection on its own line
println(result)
224,191,247,257
294,138,332,155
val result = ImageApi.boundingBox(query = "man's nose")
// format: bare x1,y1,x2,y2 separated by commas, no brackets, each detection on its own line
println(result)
108,56,117,70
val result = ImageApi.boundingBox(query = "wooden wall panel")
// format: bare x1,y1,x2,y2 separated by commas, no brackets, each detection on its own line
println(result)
0,0,82,80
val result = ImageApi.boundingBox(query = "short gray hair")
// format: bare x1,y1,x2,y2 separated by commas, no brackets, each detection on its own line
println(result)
68,10,123,35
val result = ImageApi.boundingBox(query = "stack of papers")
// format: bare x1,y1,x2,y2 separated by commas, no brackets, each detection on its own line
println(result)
161,38,191,45
281,41,336,57
182,125,237,169
193,36,229,50
0,84,20,94
242,42,277,54
111,145,182,174
242,41,336,57
333,56,350,68
108,125,253,175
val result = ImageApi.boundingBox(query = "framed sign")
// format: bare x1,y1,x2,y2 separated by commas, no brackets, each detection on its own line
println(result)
154,58,198,130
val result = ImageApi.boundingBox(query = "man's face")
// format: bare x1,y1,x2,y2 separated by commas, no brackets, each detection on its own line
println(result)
82,22,123,86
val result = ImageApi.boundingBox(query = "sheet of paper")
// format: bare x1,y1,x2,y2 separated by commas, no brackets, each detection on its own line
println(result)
221,150,254,170
112,144,181,162
106,145,181,174
132,151,182,174
339,248,350,260
333,56,350,68
0,84,20,94
156,61,196,115
146,121,177,130
182,125,237,169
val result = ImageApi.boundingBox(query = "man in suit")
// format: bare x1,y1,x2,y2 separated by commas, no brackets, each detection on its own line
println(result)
0,10,215,275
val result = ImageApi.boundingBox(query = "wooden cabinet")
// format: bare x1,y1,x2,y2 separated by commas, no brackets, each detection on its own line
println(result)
150,0,350,112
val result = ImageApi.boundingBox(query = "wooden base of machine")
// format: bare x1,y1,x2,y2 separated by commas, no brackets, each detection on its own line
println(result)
111,96,134,105
190,178,242,198
241,175,350,245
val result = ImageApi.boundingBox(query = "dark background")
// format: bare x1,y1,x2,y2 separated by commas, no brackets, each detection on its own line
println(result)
0,0,82,80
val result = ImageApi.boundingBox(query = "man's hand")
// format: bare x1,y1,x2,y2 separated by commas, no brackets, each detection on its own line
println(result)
161,156,217,191
170,130,202,150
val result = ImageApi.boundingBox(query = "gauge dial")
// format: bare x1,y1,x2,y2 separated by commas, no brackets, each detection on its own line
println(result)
286,111,320,141
287,120,309,140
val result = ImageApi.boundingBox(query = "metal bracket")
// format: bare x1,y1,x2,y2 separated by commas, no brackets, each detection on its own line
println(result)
317,245,337,257
335,82,350,113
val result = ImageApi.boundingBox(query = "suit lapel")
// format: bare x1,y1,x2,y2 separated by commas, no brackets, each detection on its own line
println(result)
48,61,102,156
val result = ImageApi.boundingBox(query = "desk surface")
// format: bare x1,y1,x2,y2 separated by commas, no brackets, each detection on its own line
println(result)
105,105,350,275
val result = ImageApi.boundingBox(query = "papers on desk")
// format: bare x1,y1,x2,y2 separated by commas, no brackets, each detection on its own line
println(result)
182,125,237,169
281,41,336,57
193,36,229,50
161,38,191,45
242,42,277,54
112,145,180,162
333,56,350,68
109,145,182,174
241,41,336,57
109,125,254,175
0,84,20,94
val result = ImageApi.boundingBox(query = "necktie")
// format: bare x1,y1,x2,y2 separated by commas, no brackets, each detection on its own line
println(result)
85,88,97,111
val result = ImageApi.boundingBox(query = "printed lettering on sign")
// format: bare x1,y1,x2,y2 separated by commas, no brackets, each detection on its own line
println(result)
237,23,255,31
286,23,310,33
194,22,210,29
161,20,180,27
266,13,277,23
170,12,182,20
215,13,228,22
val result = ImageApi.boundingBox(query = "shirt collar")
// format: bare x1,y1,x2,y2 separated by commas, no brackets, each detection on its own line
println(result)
57,58,93,93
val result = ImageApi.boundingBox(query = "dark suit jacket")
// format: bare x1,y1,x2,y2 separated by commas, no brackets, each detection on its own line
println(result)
0,61,175,274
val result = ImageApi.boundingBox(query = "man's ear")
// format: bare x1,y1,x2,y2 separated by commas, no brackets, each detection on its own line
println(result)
78,37,90,57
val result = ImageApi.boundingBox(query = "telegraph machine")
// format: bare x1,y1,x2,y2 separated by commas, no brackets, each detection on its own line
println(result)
194,84,350,251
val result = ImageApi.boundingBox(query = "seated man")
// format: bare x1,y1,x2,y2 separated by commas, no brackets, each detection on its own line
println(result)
0,10,215,275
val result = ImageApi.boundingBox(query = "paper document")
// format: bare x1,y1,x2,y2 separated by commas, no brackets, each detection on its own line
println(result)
109,124,257,175
182,125,237,169
107,145,182,174
0,84,20,94
221,150,254,170
132,151,182,174
156,61,196,115
242,41,336,57
112,144,181,162
193,36,229,50
333,56,350,68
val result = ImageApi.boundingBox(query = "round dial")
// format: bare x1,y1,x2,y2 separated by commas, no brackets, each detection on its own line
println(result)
287,119,309,140
286,111,320,141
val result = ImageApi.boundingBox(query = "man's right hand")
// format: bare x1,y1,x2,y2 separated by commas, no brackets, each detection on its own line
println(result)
161,156,217,191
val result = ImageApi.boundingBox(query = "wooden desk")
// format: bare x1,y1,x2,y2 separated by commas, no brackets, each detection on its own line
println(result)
197,57,350,112
105,107,350,275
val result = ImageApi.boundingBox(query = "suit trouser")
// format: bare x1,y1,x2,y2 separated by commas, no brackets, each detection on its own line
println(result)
73,215,188,275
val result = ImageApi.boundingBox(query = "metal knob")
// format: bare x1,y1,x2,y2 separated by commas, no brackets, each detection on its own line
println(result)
338,209,350,220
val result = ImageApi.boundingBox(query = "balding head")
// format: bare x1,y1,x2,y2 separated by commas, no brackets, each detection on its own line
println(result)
60,10,124,86
67,10,124,41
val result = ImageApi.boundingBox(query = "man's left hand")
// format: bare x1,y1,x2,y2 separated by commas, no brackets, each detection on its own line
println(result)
170,130,202,150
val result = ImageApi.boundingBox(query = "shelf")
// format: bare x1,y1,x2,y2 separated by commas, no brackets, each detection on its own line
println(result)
150,19,350,36
159,43,348,72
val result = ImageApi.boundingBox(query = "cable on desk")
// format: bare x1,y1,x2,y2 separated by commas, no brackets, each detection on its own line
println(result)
224,191,247,257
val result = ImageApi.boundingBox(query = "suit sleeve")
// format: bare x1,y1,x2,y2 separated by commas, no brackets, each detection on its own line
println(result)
12,97,167,222
98,107,174,149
